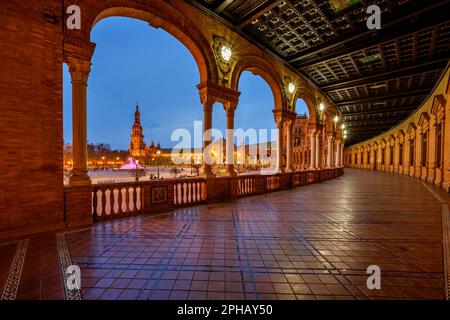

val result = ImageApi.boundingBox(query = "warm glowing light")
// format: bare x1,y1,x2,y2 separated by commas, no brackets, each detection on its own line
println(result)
288,83,295,94
334,115,339,123
221,46,232,62
102,156,105,160
319,103,325,111
341,124,346,129
157,150,161,155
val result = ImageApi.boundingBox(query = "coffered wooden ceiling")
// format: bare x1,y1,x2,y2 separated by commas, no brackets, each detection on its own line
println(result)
188,0,450,145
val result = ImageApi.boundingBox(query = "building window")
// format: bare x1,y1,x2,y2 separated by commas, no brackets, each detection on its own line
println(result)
422,133,428,167
367,152,370,165
436,123,442,168
399,143,403,166
389,146,394,165
410,139,415,166
360,153,363,165
381,148,385,165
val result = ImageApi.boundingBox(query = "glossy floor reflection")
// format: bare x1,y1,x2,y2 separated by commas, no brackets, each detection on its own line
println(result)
2,169,449,300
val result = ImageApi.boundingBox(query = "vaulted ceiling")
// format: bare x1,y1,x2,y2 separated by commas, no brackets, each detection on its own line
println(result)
188,0,450,145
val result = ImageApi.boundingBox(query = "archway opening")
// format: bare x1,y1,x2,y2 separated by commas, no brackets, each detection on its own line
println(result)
234,71,277,174
292,98,311,171
63,17,203,183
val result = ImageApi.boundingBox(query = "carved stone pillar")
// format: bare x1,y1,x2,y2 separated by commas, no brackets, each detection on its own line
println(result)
415,127,422,179
428,116,437,183
274,114,284,173
309,130,316,170
327,135,334,168
335,140,341,168
67,57,92,186
315,131,321,169
201,98,214,177
224,101,237,176
284,116,295,172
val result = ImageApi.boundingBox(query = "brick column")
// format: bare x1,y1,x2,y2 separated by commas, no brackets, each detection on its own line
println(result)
67,57,92,186
224,101,237,176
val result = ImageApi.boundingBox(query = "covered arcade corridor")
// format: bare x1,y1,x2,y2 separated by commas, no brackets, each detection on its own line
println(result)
1,0,450,304
1,169,448,300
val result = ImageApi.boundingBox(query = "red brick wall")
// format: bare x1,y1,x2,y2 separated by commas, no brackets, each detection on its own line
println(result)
0,0,64,238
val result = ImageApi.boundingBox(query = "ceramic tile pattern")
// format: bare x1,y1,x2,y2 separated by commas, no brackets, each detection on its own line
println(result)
1,169,449,300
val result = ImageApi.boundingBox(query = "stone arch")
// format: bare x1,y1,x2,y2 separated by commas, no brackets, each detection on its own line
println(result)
293,88,317,124
230,55,285,111
73,0,218,84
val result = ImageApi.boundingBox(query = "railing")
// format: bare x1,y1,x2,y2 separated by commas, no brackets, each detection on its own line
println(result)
265,175,280,191
236,176,255,196
173,179,206,207
92,182,144,218
81,168,345,222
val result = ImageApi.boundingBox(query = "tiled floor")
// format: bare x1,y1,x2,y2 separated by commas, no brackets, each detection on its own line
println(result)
1,169,449,300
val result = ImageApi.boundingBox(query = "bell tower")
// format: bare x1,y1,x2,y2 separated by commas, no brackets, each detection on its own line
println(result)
129,102,146,157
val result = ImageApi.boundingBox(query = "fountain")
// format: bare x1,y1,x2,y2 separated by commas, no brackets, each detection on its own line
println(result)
120,157,142,170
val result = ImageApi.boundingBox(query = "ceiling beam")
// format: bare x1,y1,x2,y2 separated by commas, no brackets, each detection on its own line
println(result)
215,0,234,14
238,0,287,28
321,59,447,92
342,106,418,117
288,0,450,65
346,117,406,125
335,89,430,107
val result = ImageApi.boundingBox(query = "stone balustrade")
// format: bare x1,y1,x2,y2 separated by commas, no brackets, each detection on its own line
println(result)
63,168,344,226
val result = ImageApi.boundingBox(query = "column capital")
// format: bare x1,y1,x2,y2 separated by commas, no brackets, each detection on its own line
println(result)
223,100,238,114
197,81,240,106
273,109,296,127
67,57,92,84
64,35,96,63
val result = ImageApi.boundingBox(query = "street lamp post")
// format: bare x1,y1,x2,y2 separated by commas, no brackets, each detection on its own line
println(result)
157,150,161,179
135,159,139,182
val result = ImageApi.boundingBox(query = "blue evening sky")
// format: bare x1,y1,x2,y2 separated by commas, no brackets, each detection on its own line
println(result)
63,17,309,150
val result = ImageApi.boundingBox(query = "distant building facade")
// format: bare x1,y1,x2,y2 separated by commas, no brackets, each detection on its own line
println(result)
129,103,161,159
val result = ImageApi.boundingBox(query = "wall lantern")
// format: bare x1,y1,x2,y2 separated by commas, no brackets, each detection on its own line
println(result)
334,115,339,123
220,45,232,62
288,83,295,94
341,124,346,129
319,102,325,112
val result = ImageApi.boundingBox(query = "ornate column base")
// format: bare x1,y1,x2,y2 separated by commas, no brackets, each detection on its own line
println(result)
69,170,91,187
